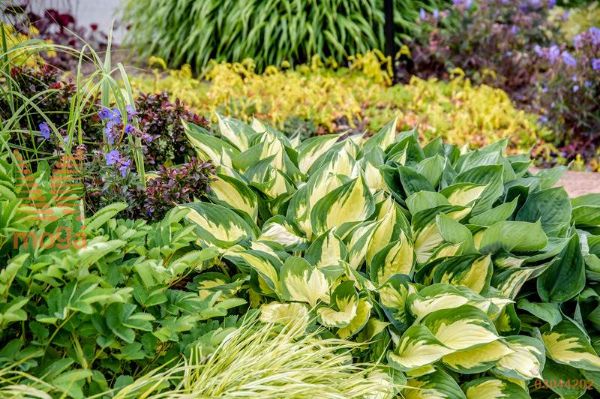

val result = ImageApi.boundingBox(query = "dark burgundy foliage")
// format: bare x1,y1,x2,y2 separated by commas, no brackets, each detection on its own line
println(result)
134,92,210,167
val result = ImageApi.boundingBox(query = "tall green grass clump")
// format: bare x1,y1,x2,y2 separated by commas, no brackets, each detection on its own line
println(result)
122,0,443,72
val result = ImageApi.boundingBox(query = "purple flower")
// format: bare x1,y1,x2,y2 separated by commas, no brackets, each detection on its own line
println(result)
433,8,439,19
573,85,579,93
561,51,577,67
593,58,600,71
126,105,136,122
104,125,117,145
105,150,120,165
590,27,600,46
453,0,472,7
548,0,556,8
124,124,135,135
534,45,543,57
98,106,113,120
419,8,426,20
510,26,519,35
547,45,560,64
119,158,131,177
39,122,50,140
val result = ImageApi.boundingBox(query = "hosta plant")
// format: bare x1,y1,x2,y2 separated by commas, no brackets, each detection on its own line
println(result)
182,115,600,398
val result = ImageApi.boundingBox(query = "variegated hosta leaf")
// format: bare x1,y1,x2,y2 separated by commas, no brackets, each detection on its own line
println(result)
462,377,530,399
318,281,358,328
366,196,408,265
422,305,500,351
432,255,492,294
304,229,347,273
492,261,552,300
280,257,329,307
224,249,281,294
258,217,307,250
311,174,375,235
362,118,397,153
259,302,309,327
414,221,444,264
441,340,513,374
245,160,294,199
379,275,415,331
542,319,600,372
370,233,414,285
183,202,257,248
492,335,545,381
216,113,254,151
185,122,238,167
442,183,487,208
403,369,466,399
388,324,454,371
346,221,379,269
210,173,259,221
296,134,341,174
338,298,372,339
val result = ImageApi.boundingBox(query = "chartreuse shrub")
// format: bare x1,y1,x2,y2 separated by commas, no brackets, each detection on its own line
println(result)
121,0,442,72
182,116,600,398
132,57,549,148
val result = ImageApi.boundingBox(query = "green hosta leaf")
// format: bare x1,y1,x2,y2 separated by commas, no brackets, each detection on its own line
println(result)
406,191,450,215
398,165,435,196
310,174,375,235
85,202,127,231
442,340,513,374
492,335,545,380
388,324,453,371
478,221,548,254
462,377,529,399
468,197,518,226
542,319,600,371
183,202,257,248
416,155,445,188
572,194,600,228
492,261,552,299
318,281,357,328
422,305,499,351
541,359,588,399
516,187,571,237
281,256,329,307
210,173,259,221
517,298,562,328
537,233,585,303
0,296,28,328
403,369,466,399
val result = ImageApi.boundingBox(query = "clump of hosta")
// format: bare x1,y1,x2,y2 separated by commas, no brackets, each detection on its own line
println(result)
183,115,600,398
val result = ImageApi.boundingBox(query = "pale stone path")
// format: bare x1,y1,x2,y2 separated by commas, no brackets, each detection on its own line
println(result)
558,171,600,197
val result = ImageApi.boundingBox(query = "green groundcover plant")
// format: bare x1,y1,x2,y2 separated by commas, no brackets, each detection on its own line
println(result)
180,116,600,398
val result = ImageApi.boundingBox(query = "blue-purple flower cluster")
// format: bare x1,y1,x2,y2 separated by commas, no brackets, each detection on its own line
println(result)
98,105,138,177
